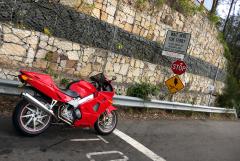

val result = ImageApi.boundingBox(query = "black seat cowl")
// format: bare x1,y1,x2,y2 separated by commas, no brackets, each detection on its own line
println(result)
61,89,79,98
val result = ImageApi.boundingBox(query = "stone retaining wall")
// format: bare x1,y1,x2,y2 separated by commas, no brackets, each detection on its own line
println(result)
0,22,223,105
0,0,227,105
0,0,226,81
59,0,227,70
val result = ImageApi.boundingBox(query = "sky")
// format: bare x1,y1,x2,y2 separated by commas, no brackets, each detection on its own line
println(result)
195,0,240,18
217,0,240,18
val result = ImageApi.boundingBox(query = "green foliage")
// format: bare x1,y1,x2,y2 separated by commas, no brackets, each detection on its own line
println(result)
216,32,240,113
43,27,52,36
136,0,147,5
126,82,161,100
115,89,122,95
216,75,240,109
155,0,166,7
116,43,123,50
208,13,221,25
15,22,27,30
78,2,96,14
44,66,58,79
196,4,204,13
217,32,231,61
174,0,198,16
44,51,54,61
135,0,147,10
60,78,70,86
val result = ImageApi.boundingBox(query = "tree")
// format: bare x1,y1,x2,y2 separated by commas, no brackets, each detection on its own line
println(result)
217,13,240,110
223,0,235,33
211,0,219,14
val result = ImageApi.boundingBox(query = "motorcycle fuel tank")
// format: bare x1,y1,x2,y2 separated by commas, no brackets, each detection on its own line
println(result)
68,80,96,98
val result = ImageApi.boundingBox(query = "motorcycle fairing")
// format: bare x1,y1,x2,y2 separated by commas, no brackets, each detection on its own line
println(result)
20,70,72,102
73,91,115,127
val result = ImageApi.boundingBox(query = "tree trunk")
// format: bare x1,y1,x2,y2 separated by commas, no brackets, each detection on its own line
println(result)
200,0,205,5
223,0,235,34
211,0,219,14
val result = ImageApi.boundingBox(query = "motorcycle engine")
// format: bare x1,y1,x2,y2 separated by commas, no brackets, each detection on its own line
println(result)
58,104,82,125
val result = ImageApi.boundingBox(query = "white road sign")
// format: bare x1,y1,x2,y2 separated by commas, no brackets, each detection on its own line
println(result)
163,30,191,59
162,51,184,60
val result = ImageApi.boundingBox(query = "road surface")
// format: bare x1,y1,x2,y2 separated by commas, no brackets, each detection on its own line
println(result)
0,115,240,161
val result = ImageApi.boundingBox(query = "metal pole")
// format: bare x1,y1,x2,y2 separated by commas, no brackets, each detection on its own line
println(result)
208,60,220,106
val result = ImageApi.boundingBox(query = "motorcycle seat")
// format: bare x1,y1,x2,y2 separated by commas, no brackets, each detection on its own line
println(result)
61,89,79,98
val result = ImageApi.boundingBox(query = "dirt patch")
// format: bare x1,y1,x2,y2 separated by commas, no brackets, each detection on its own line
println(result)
0,95,21,116
117,107,237,121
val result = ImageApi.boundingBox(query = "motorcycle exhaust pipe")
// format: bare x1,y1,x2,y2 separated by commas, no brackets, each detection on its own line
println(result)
21,92,55,117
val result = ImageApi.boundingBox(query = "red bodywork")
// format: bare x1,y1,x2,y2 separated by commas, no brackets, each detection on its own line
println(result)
19,70,117,127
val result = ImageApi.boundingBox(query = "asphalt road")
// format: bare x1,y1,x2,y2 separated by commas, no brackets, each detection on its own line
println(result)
0,115,240,161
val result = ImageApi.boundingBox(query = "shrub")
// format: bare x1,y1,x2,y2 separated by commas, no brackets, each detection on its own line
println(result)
61,78,70,86
216,75,240,109
155,0,166,7
44,66,58,79
44,51,54,61
173,0,198,16
217,32,231,61
135,0,148,10
43,27,52,36
116,43,123,50
126,82,161,100
78,3,95,14
208,13,221,26
197,4,205,13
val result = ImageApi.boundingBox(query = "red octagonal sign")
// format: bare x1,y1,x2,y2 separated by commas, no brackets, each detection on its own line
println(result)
171,60,187,75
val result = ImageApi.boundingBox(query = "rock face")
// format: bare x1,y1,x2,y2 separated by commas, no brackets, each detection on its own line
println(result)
0,0,226,82
0,43,26,56
0,0,227,106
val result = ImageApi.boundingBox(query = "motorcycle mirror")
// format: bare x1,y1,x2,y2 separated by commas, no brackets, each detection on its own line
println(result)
112,76,117,81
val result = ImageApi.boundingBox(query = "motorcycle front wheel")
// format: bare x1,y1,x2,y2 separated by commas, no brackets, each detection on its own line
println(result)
12,99,51,136
94,110,118,135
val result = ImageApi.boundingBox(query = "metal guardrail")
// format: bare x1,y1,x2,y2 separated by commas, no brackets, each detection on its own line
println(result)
0,79,33,95
0,79,237,116
113,95,237,115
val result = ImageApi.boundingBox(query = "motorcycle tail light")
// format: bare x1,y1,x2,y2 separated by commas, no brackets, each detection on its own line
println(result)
21,75,28,81
19,74,32,82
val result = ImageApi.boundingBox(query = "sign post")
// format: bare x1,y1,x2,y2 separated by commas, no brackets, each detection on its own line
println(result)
165,75,185,94
162,30,191,59
171,60,187,75
162,30,191,94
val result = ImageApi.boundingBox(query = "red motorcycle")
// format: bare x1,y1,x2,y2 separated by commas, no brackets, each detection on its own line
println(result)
12,70,118,136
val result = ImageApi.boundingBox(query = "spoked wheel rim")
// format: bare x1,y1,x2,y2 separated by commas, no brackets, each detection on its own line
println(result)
98,111,117,133
19,104,51,133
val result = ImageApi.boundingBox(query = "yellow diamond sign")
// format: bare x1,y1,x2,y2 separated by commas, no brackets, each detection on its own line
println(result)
165,75,184,94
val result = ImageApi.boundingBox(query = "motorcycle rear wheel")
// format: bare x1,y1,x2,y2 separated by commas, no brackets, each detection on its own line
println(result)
12,99,51,136
94,110,118,135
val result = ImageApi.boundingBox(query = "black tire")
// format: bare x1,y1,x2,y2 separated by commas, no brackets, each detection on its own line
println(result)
12,99,51,136
94,110,118,135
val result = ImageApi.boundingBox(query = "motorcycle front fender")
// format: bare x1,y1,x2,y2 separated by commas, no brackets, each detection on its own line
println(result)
107,105,117,112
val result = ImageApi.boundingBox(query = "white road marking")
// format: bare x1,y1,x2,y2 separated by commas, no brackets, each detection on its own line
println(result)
70,136,109,144
70,138,101,142
86,151,129,161
97,135,109,144
113,129,166,161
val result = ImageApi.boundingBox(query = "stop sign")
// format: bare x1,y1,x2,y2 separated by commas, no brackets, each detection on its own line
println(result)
171,60,187,75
